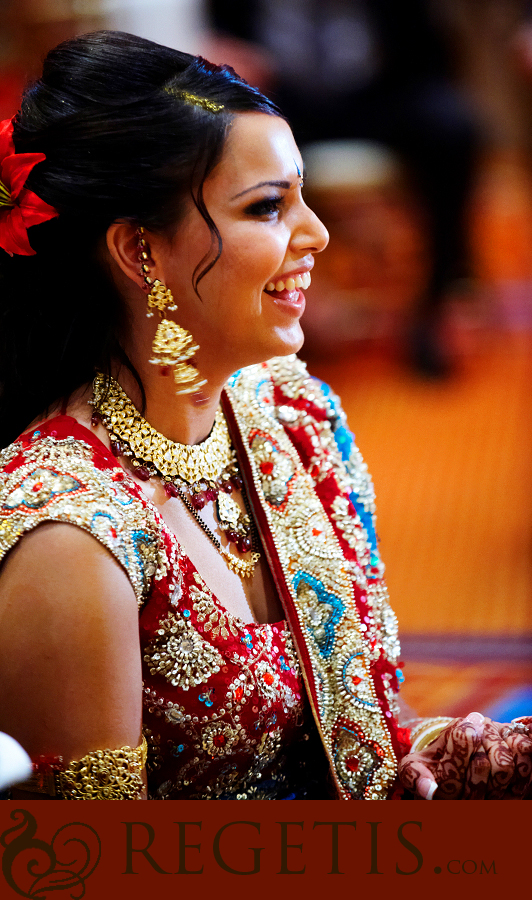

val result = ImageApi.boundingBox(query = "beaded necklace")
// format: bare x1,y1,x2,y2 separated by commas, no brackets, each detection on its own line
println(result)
90,374,260,578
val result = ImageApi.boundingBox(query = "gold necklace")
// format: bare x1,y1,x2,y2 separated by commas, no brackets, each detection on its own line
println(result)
91,373,234,484
90,374,260,578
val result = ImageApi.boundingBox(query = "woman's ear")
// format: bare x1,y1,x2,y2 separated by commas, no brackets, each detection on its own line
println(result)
106,222,146,290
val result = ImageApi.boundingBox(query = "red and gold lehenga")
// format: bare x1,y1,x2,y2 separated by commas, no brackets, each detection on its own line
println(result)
0,355,411,799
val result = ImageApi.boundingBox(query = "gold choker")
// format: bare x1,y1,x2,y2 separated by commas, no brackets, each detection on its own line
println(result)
90,374,260,578
91,373,234,484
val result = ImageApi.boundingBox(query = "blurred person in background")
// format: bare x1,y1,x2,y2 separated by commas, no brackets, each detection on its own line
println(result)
0,31,529,802
208,0,480,378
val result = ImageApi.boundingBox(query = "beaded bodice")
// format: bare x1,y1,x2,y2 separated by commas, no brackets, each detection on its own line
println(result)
0,356,408,799
0,416,325,799
141,560,330,799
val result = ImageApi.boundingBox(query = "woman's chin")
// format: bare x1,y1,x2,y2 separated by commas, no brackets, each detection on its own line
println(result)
268,322,305,359
206,325,305,377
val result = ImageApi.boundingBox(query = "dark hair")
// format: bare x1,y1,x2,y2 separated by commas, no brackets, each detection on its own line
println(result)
0,30,280,447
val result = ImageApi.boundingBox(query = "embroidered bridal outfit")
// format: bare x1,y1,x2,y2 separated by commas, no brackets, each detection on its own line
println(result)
0,355,410,799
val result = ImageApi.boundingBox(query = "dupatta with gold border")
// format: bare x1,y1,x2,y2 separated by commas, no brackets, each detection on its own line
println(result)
223,355,409,800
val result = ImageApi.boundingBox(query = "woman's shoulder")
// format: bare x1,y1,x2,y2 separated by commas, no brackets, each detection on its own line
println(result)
0,416,165,607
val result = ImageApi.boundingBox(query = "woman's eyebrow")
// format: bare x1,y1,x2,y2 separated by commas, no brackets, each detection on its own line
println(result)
231,180,291,199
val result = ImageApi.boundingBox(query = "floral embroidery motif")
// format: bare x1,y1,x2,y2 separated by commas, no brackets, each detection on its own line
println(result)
255,660,281,699
201,721,241,756
141,616,309,799
249,430,295,508
292,496,346,560
2,467,81,510
143,612,223,689
294,573,344,659
332,717,385,799
190,573,242,639
337,651,378,710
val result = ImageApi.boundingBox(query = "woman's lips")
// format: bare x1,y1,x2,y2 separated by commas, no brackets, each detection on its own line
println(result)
263,270,311,310
264,286,306,315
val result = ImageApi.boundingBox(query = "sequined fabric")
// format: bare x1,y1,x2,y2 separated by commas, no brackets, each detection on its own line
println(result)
142,567,331,799
224,357,408,798
0,356,409,800
0,420,164,607
0,413,330,800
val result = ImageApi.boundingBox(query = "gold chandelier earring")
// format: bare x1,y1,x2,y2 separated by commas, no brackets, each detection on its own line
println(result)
137,227,207,395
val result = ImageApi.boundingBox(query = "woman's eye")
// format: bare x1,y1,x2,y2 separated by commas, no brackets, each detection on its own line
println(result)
245,196,283,218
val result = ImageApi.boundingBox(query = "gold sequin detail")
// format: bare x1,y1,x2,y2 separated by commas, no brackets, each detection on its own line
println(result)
0,435,164,607
226,357,398,799
143,612,224,689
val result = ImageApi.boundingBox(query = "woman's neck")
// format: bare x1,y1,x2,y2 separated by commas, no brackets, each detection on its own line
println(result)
113,363,225,446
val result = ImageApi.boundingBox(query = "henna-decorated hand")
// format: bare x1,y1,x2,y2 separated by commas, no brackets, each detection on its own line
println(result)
496,717,532,799
398,712,532,800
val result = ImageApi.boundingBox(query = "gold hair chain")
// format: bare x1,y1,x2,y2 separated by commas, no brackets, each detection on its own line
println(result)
164,86,224,114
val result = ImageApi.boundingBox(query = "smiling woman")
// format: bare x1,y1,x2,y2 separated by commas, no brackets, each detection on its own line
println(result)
106,112,328,391
0,31,529,802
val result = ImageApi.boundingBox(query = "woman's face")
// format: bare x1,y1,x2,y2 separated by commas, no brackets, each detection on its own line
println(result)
158,112,329,378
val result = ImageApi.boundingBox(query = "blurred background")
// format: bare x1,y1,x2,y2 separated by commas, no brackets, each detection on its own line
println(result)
2,0,531,723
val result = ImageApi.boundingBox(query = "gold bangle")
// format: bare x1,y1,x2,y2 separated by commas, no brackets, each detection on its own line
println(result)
16,736,147,800
409,717,453,752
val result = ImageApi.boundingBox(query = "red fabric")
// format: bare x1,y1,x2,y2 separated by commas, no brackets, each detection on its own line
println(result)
10,380,407,798
271,380,409,768
13,416,314,799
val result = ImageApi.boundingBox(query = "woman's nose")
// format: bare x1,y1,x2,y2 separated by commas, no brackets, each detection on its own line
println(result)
292,203,329,254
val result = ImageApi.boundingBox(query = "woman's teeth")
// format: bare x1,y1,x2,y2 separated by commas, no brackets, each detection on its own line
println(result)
266,271,311,292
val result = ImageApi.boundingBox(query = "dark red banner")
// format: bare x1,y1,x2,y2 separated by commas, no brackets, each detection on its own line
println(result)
0,800,527,896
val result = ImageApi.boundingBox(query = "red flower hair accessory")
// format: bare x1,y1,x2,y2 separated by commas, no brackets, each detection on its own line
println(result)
0,118,58,256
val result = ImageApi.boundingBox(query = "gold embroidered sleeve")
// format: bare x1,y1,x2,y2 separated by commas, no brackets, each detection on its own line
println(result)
0,436,165,608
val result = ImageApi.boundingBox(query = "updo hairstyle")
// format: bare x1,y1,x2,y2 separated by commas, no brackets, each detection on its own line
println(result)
0,30,279,447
